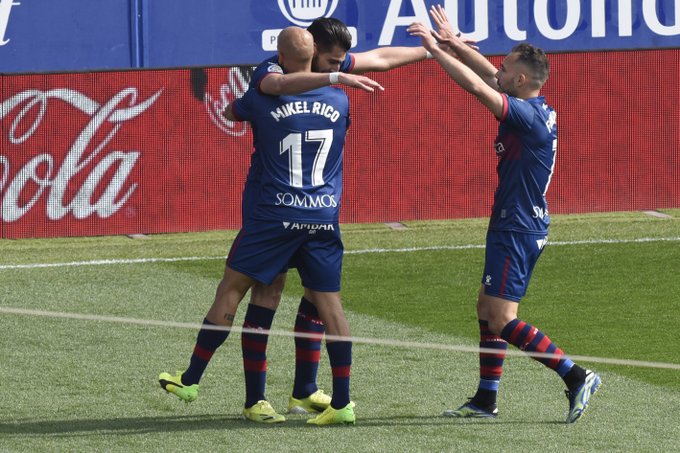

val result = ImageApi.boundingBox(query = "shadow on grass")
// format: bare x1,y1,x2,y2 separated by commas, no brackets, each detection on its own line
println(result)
356,415,562,427
1,414,241,436
0,414,559,436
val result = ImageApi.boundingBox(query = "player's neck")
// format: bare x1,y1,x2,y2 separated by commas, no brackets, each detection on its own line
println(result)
518,89,541,100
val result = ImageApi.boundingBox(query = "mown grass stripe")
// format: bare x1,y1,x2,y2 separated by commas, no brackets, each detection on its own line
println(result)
1,236,679,270
2,306,679,371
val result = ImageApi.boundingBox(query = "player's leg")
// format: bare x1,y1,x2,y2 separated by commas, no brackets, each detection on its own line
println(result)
233,221,309,423
159,263,255,402
241,274,286,412
444,287,511,418
249,273,287,310
296,226,355,426
241,311,286,424
231,181,287,421
483,291,600,423
288,287,329,414
483,232,600,422
444,229,518,418
305,290,355,426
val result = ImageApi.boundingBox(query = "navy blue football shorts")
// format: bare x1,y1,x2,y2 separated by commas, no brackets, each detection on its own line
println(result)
481,230,548,302
227,218,343,292
240,179,259,225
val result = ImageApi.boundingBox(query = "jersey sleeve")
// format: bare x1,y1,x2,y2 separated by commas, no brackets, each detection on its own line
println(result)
230,99,248,122
502,95,536,132
250,57,284,93
231,89,256,122
340,53,356,73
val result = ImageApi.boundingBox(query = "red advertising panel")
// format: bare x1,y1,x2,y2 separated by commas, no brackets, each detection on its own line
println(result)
1,49,679,239
1,68,252,238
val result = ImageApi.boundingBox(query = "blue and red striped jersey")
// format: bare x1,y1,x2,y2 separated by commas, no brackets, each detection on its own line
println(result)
232,85,350,223
491,94,558,234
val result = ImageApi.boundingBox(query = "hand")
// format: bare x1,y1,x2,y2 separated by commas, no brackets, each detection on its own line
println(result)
406,22,438,52
430,5,479,51
460,37,480,52
222,102,235,121
429,5,457,45
338,73,385,93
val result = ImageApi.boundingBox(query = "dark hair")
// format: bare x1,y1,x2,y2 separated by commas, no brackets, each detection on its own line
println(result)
307,17,352,53
511,43,549,87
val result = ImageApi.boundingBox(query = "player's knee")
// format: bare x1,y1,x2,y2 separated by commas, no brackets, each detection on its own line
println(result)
250,281,284,309
477,294,517,336
486,317,507,336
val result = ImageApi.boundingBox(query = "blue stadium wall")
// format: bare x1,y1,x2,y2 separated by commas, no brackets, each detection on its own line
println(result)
1,1,679,238
0,0,678,72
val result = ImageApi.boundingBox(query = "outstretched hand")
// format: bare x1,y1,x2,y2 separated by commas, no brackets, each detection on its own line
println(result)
431,4,480,51
406,22,438,52
338,73,385,93
429,4,458,46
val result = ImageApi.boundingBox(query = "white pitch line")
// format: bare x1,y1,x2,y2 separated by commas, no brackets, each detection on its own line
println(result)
0,256,223,270
1,306,679,371
345,236,680,255
1,236,679,270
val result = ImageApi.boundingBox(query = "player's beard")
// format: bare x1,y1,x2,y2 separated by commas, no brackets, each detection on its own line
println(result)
311,57,321,73
499,81,516,97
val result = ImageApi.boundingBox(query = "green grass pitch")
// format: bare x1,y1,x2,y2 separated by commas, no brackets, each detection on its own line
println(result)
1,210,679,452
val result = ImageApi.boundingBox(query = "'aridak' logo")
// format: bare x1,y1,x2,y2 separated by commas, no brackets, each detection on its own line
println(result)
277,0,339,26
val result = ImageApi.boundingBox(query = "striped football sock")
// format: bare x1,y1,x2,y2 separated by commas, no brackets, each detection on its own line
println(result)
472,319,508,408
292,297,325,399
500,318,575,377
326,341,352,409
182,318,229,385
241,304,275,408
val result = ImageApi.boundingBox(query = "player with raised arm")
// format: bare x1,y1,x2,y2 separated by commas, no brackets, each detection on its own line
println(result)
407,5,601,424
255,17,432,96
159,26,367,425
242,17,432,416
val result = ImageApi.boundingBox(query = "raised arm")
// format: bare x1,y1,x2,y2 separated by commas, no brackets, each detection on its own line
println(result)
407,21,504,119
259,71,383,95
428,4,497,90
224,72,384,120
350,46,430,74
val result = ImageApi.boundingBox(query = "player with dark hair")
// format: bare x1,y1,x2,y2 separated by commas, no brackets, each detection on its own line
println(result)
239,16,434,416
408,5,601,424
257,17,433,97
307,17,351,54
159,26,368,425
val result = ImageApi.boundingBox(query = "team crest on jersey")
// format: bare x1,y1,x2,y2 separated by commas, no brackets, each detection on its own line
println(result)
267,62,284,74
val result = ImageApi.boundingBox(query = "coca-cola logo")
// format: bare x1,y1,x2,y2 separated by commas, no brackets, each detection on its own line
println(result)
0,87,162,222
203,67,252,137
